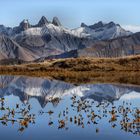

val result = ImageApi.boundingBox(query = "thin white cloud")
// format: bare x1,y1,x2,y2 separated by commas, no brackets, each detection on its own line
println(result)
122,25,140,33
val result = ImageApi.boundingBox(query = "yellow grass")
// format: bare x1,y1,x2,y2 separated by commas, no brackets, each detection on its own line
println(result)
0,55,140,85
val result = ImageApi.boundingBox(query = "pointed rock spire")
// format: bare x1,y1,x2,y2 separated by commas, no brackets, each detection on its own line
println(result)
38,16,49,27
19,19,31,31
52,17,61,26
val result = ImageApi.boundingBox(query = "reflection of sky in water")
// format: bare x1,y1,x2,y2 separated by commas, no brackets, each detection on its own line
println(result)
0,76,140,140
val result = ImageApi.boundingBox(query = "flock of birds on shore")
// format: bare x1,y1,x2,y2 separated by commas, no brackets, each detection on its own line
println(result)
0,95,140,136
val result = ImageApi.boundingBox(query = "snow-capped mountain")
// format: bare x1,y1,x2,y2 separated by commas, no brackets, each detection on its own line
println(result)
0,75,140,107
0,16,139,62
71,21,132,40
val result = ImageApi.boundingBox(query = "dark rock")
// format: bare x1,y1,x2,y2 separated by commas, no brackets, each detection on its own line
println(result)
89,21,104,29
52,17,61,26
37,16,49,27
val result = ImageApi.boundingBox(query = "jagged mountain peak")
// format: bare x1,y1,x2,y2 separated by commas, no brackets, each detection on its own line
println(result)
11,19,31,34
0,17,138,62
80,21,123,31
73,21,132,40
81,21,121,30
52,17,61,26
37,16,49,27
105,21,121,28
81,21,111,29
88,21,120,29
19,19,31,30
89,21,105,29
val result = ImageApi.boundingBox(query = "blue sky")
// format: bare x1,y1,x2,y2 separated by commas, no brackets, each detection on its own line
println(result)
0,0,140,32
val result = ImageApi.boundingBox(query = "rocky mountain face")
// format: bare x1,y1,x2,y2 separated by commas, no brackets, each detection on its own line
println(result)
36,16,49,27
78,32,140,57
0,16,139,62
73,21,132,40
1,75,140,107
0,35,37,61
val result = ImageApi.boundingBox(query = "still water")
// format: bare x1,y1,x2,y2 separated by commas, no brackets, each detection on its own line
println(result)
0,75,140,140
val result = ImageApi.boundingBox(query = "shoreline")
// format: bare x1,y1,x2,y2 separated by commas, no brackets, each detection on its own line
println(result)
0,56,140,85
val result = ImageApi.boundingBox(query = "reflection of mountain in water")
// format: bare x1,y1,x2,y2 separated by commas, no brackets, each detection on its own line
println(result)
0,76,74,107
0,75,140,107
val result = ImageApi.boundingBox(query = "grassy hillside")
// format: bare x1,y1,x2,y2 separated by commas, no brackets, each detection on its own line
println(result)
0,55,140,85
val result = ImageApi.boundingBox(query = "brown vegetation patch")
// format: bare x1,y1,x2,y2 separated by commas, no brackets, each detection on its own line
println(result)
0,55,140,85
